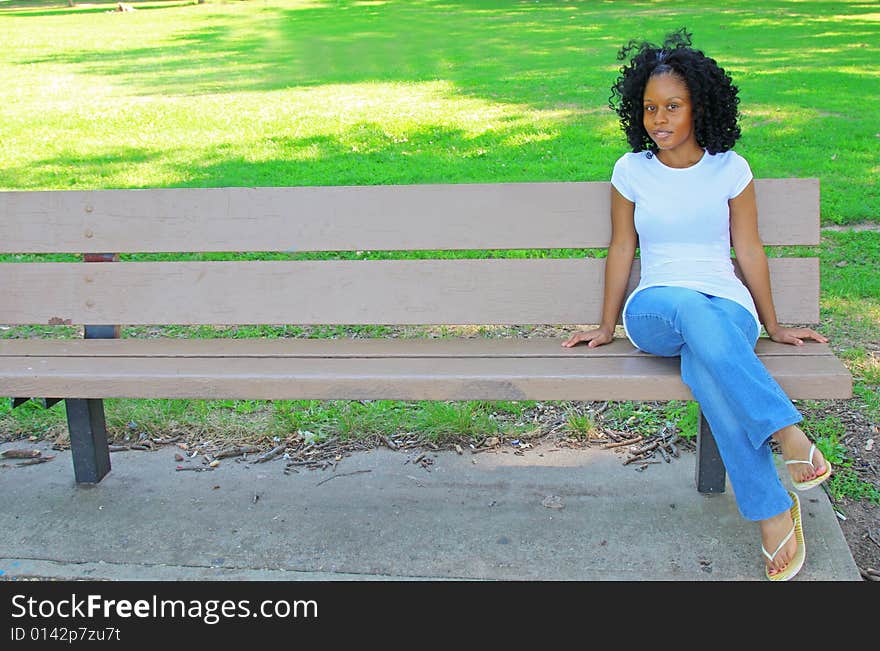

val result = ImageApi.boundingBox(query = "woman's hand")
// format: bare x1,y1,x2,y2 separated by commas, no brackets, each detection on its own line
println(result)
561,326,614,348
767,326,828,346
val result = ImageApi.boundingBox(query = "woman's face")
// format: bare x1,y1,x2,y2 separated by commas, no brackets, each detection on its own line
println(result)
642,72,699,156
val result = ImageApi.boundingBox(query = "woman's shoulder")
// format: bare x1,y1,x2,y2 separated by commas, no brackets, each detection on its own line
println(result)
613,150,653,172
705,150,754,197
615,150,652,163
706,149,751,169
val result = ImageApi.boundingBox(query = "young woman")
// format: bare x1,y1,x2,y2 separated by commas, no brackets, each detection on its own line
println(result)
562,29,832,580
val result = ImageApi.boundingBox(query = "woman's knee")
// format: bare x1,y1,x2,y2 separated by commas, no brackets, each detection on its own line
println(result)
625,314,682,356
625,287,711,355
709,296,759,344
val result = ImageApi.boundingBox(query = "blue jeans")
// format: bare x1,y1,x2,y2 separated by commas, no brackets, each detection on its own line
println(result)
623,286,802,521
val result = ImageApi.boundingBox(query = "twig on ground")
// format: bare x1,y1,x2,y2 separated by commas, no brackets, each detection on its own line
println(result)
658,444,671,463
16,455,55,466
252,444,286,464
866,530,880,550
601,436,642,449
859,567,880,581
1,449,41,459
215,445,261,459
316,469,372,486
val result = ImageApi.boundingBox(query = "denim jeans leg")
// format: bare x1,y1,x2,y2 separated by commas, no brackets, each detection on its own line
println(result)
624,287,799,521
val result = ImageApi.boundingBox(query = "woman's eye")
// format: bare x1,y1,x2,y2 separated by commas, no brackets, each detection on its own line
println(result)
668,104,678,111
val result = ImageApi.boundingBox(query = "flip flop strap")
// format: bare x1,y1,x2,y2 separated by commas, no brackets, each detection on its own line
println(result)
784,443,816,469
762,523,795,562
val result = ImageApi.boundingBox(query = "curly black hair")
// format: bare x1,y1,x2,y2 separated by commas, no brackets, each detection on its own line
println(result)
609,28,741,155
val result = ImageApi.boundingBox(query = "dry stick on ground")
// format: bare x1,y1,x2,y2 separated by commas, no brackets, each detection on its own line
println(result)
623,453,652,466
601,436,643,449
658,444,671,463
16,456,55,467
286,460,324,467
252,444,286,464
215,445,261,459
603,430,625,442
1,449,42,459
867,530,880,550
859,568,880,581
315,469,372,486
634,439,661,454
410,452,426,464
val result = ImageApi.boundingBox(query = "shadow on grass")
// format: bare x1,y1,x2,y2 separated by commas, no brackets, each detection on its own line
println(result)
13,1,606,111
0,114,617,189
12,0,878,110
0,0,194,17
0,147,159,189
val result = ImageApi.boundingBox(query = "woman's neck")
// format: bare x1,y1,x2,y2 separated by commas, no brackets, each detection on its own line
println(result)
656,145,705,169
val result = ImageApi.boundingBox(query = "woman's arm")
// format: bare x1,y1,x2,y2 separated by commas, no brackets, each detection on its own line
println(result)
729,181,827,346
562,186,638,348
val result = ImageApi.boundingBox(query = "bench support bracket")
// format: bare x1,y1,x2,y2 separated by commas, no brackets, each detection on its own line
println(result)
11,397,62,409
695,411,726,493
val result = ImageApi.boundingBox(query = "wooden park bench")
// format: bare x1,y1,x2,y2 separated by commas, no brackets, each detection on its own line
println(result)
0,180,852,489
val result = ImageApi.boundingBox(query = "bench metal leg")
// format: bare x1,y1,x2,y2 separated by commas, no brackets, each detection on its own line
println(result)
65,398,111,484
695,410,726,493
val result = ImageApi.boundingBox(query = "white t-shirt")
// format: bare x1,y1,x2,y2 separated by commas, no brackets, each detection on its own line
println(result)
610,149,761,344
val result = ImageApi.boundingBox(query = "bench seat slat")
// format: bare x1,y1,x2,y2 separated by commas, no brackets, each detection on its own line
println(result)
0,179,819,253
0,346,851,402
0,337,842,359
0,258,820,326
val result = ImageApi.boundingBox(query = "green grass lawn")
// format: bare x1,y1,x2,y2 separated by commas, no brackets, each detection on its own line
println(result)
0,0,878,499
1,0,877,223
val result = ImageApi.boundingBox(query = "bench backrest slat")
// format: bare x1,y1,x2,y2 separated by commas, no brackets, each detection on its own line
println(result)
0,180,821,327
0,179,819,253
0,258,818,325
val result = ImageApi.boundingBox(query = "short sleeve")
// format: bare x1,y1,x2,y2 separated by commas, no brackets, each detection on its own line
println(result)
728,152,754,199
610,155,635,202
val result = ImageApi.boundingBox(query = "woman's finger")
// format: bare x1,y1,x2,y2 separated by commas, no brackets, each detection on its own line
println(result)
563,330,609,348
807,330,828,343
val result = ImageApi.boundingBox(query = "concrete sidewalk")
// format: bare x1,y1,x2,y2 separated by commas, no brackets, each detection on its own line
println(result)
0,440,861,581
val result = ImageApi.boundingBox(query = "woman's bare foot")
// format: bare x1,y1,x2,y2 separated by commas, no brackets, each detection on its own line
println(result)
760,507,797,576
773,425,827,485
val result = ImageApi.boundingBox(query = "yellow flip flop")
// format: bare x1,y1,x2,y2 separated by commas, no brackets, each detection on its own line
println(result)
786,443,832,491
763,491,805,581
